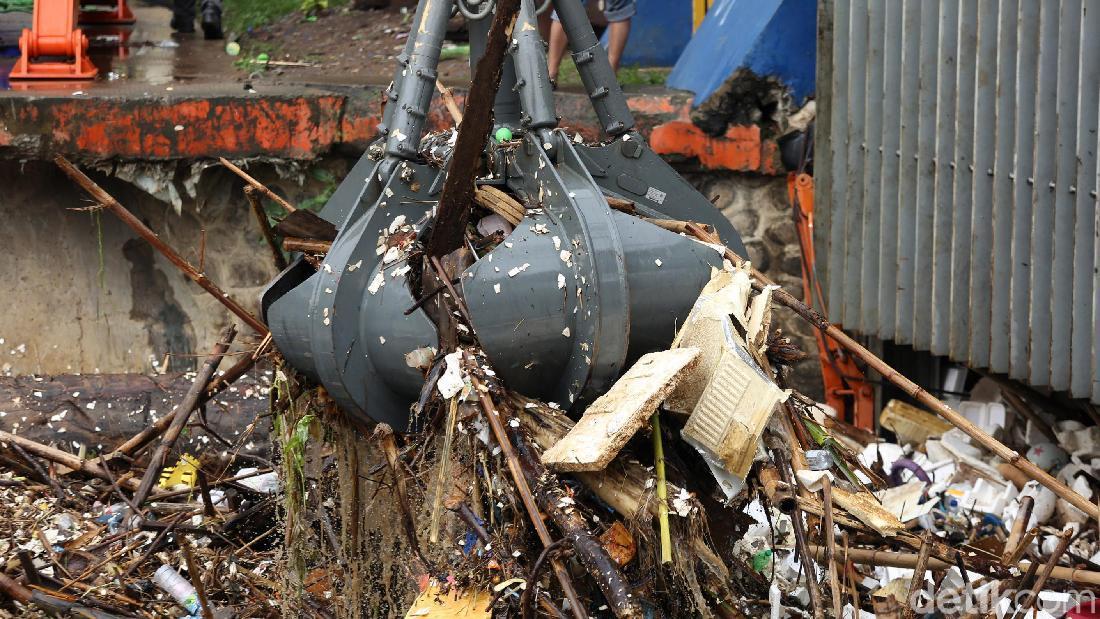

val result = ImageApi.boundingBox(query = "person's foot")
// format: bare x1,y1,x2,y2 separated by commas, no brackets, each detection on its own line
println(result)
201,1,223,39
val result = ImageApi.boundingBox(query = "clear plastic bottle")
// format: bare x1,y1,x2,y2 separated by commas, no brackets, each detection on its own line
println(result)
153,564,202,616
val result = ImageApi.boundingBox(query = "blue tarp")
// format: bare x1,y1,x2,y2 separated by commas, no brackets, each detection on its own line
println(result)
666,0,816,106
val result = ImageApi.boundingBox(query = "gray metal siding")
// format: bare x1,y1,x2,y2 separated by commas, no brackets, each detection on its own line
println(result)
815,0,1100,401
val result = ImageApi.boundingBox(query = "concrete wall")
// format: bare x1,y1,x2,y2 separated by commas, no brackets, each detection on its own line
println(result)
0,159,344,375
0,159,821,398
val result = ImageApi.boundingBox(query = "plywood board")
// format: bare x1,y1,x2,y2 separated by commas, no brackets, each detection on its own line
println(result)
541,348,701,472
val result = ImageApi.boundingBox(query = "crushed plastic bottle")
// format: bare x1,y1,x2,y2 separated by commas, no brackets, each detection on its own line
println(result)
153,564,203,616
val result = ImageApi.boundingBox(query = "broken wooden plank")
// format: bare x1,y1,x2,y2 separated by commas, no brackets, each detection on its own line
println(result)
474,186,525,225
541,348,701,472
424,0,520,258
831,485,905,537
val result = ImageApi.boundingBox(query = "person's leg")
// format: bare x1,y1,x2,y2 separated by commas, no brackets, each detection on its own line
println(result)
547,18,568,84
200,0,223,39
601,0,636,73
604,19,630,73
171,0,195,33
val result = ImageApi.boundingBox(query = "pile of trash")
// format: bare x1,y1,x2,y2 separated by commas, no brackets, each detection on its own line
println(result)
290,174,1100,618
0,341,284,618
9,157,1097,618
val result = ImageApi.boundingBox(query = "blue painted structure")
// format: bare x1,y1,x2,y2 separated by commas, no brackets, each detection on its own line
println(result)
616,0,693,67
666,0,816,106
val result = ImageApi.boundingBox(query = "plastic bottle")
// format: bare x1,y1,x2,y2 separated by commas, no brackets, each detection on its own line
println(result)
153,565,202,616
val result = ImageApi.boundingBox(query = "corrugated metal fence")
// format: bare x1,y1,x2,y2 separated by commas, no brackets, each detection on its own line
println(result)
813,0,1100,401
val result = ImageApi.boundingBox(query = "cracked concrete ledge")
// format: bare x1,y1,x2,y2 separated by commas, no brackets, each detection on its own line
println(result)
0,84,686,161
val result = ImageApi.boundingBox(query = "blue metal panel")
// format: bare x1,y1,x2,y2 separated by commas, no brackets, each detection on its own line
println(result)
666,0,817,106
618,0,693,67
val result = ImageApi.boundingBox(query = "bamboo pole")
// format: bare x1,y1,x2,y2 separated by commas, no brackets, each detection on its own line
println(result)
685,223,1100,522
218,157,297,213
1002,496,1034,565
807,545,1100,587
55,156,269,335
651,411,672,564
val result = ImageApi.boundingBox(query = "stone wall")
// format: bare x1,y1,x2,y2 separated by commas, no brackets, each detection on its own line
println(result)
686,170,824,400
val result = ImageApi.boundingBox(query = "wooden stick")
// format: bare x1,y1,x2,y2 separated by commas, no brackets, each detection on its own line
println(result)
1011,529,1073,619
435,80,464,125
55,156,268,335
9,441,65,498
196,470,217,518
121,513,185,577
218,157,297,213
684,222,1100,522
822,477,842,619
651,411,672,564
0,430,141,491
903,533,934,619
841,533,859,613
374,423,431,569
282,237,332,254
1002,496,1034,565
245,187,288,271
506,422,642,619
468,371,587,619
1004,528,1039,568
807,544,1100,587
511,426,642,619
429,398,458,544
425,0,520,258
643,218,714,236
115,336,269,457
775,451,823,619
204,333,270,401
182,540,215,619
131,325,237,506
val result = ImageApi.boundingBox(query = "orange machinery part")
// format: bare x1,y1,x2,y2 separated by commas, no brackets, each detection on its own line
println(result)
79,0,135,24
788,172,875,431
650,120,778,174
10,0,98,80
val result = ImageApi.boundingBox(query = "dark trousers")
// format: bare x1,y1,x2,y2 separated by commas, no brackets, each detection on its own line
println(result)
173,0,221,23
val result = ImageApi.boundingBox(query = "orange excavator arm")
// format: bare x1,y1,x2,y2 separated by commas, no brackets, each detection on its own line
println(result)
788,172,875,430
